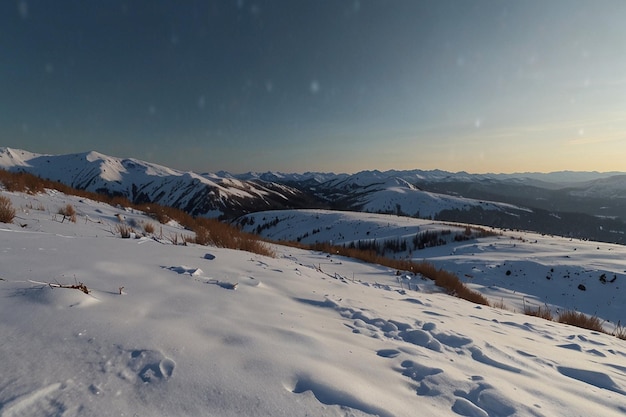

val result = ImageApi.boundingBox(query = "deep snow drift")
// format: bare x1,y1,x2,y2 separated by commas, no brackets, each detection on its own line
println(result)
1,191,625,416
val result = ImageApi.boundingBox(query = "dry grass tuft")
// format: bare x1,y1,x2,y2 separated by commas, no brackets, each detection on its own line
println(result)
0,170,45,194
0,195,16,223
524,304,554,321
143,221,156,234
557,310,604,332
58,203,77,223
116,223,134,238
188,218,275,256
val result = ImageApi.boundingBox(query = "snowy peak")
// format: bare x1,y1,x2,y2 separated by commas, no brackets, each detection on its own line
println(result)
0,147,41,168
0,148,308,218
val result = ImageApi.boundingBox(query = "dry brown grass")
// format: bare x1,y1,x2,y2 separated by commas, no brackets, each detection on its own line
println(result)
143,221,156,234
0,169,274,257
524,304,554,321
116,223,134,238
491,298,508,310
0,170,45,194
293,241,490,306
0,195,16,223
58,203,77,223
557,310,605,332
189,218,275,257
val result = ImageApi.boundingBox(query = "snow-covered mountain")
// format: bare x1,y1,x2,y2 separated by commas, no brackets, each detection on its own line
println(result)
0,147,310,218
1,188,625,416
0,148,530,222
3,148,626,242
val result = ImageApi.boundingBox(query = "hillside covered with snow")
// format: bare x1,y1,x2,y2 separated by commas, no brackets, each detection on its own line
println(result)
1,186,625,416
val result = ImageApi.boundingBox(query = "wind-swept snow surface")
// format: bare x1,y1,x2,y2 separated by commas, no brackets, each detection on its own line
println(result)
1,192,625,416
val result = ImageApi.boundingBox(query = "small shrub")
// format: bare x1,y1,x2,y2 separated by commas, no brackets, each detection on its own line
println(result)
116,223,133,238
143,221,155,234
193,225,211,246
0,195,16,223
58,204,77,223
557,310,604,332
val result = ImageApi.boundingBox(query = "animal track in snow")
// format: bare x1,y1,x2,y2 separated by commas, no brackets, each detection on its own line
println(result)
123,349,175,384
295,295,540,416
453,382,516,417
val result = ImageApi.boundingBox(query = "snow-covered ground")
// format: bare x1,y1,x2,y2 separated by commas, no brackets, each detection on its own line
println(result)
241,209,626,328
1,192,625,416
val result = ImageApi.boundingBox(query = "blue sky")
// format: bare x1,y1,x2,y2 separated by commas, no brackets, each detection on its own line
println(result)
2,0,626,174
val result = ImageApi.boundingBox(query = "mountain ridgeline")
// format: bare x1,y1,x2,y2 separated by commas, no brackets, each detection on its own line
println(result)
1,147,626,244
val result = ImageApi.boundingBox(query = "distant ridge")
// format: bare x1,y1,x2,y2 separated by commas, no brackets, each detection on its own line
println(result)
0,147,311,218
2,147,626,244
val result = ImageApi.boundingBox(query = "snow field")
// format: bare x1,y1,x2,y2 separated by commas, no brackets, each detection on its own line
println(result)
0,192,625,416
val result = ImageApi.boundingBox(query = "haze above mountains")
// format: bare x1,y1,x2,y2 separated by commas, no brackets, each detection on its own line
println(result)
2,147,626,244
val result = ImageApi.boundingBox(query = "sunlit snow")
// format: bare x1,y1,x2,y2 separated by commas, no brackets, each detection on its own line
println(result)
0,189,625,416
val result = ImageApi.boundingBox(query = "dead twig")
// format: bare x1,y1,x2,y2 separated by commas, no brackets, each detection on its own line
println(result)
47,276,90,294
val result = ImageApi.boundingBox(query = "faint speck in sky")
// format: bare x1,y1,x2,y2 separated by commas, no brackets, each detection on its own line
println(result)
310,80,320,94
197,96,206,110
17,0,28,19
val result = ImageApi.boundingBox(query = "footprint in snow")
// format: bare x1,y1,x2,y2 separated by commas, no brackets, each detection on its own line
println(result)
124,349,175,384
453,382,516,417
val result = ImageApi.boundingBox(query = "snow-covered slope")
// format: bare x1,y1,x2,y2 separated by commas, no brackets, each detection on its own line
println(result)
353,177,528,218
0,147,306,218
1,188,626,416
240,209,626,326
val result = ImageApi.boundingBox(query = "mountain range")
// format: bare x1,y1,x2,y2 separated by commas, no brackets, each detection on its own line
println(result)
2,147,626,243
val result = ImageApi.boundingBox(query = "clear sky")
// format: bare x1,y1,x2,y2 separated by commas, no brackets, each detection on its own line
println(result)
2,0,626,174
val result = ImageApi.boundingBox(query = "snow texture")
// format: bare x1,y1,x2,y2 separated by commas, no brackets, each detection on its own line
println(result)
1,190,625,416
